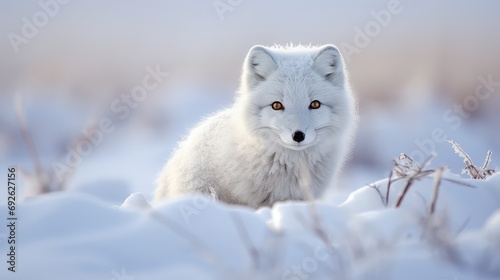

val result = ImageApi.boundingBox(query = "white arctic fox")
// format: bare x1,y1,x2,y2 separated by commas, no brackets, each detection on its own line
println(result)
155,44,357,208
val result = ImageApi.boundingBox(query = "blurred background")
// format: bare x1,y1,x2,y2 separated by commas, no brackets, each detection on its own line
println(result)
1,0,499,202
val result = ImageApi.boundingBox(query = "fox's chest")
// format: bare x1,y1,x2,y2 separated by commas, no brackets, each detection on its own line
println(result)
238,151,331,206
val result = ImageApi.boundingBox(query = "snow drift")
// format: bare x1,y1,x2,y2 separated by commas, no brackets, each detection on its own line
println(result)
1,171,499,280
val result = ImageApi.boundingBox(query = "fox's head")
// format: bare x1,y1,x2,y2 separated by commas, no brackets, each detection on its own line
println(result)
237,44,356,151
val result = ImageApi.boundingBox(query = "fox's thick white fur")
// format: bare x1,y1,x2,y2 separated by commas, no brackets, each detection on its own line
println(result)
155,44,357,208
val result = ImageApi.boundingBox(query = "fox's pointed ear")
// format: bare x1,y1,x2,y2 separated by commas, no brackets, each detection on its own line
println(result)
243,45,277,89
313,45,345,85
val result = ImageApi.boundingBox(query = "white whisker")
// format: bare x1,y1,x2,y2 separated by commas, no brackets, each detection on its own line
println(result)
315,124,337,133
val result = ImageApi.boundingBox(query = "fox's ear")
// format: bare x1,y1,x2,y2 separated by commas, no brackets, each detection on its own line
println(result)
313,45,345,85
243,45,277,89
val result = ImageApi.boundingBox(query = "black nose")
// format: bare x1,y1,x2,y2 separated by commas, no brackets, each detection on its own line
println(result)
292,131,305,143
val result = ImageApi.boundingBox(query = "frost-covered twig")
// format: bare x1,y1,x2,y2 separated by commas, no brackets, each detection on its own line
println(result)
482,150,492,170
447,139,475,173
446,139,496,179
392,153,421,177
390,151,474,210
394,153,435,208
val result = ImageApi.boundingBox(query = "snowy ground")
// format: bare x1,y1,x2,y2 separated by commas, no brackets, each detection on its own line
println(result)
1,170,499,279
1,90,499,279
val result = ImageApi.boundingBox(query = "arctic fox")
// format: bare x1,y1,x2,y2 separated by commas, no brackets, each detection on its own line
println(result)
155,44,357,208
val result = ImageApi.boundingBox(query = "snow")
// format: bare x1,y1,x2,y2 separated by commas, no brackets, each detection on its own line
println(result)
1,169,499,279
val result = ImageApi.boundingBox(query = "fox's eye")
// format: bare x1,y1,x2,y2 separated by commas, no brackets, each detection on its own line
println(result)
309,100,321,109
271,102,284,110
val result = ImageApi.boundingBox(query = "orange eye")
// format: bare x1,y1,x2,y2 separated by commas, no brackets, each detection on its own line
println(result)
271,102,284,110
309,100,321,109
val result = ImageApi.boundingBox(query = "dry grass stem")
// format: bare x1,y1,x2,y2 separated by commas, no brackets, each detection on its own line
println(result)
429,167,444,215
15,94,46,192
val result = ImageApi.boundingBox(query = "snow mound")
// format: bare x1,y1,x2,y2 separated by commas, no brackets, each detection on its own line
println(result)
1,173,499,280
